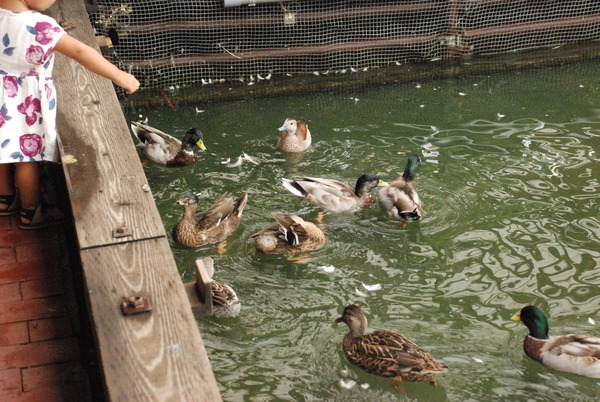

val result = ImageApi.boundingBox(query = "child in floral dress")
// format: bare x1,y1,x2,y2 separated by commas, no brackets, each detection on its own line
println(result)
0,0,139,229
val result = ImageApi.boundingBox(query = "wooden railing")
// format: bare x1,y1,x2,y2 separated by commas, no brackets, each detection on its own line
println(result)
46,1,221,400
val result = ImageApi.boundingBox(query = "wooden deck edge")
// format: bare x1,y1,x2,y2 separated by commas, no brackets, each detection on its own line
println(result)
46,1,221,400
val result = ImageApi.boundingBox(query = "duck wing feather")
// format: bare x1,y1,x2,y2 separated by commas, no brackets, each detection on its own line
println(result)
284,177,360,211
550,335,600,358
131,122,182,158
346,330,447,378
379,178,423,219
211,281,238,308
537,335,600,378
194,193,234,230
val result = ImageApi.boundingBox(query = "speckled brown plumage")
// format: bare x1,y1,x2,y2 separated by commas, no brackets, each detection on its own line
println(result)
251,212,325,254
210,281,240,313
335,304,448,386
195,257,241,317
172,192,248,248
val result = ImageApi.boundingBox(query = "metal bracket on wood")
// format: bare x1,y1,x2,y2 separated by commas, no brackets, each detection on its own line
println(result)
113,225,133,238
121,296,152,316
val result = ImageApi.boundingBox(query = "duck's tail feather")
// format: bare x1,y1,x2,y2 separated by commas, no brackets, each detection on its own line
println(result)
234,192,249,217
282,179,308,197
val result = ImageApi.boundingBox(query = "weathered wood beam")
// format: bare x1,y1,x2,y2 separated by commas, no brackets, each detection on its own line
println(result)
463,14,600,38
184,258,214,318
120,2,441,33
129,35,438,68
46,0,221,400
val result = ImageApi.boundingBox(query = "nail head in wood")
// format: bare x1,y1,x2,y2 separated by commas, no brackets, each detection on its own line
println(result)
113,225,133,238
121,296,152,316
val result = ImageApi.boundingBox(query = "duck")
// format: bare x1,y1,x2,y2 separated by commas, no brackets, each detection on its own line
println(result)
251,212,325,254
172,191,248,248
196,257,241,317
335,304,448,387
379,154,424,222
276,117,312,152
511,305,600,378
281,174,387,213
130,121,206,166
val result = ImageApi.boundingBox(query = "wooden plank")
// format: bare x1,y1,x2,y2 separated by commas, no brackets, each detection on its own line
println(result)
80,239,221,401
45,1,222,400
183,258,214,317
129,35,438,68
48,0,165,249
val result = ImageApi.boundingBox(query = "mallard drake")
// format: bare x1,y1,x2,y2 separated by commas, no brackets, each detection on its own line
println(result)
172,192,248,248
276,117,312,152
281,174,387,213
251,212,325,254
511,305,600,378
130,121,206,166
196,257,241,317
335,304,448,387
379,154,424,221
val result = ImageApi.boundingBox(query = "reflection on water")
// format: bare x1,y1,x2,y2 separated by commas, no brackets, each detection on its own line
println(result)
125,62,599,401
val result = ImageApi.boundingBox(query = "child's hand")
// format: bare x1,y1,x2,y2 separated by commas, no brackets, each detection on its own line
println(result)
115,72,140,94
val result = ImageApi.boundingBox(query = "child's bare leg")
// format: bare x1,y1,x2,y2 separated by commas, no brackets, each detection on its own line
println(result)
0,164,16,210
14,162,41,222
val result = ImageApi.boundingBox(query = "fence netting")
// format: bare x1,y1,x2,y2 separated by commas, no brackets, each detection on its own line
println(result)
89,1,600,89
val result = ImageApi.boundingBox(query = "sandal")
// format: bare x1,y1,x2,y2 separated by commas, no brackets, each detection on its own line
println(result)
18,204,66,230
0,192,19,216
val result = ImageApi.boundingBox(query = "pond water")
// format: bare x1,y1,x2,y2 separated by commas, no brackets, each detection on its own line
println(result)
124,61,600,401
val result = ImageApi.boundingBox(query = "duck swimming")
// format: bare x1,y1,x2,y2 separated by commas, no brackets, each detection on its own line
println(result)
335,304,448,387
130,121,206,166
282,174,387,213
172,192,248,248
511,305,600,378
379,154,423,222
276,118,312,152
251,212,325,254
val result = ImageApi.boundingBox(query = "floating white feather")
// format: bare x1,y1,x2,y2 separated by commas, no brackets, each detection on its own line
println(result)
226,156,243,168
319,265,335,273
242,152,260,165
362,283,381,291
339,379,356,389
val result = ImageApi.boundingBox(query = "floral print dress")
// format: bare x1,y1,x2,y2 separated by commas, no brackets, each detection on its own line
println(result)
0,9,65,163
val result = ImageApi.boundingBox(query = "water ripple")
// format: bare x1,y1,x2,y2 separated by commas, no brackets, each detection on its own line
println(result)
128,64,600,400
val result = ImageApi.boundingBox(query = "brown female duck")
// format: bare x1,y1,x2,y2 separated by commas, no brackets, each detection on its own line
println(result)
335,304,448,387
251,212,325,254
276,117,312,152
172,192,248,247
130,121,206,166
281,174,387,213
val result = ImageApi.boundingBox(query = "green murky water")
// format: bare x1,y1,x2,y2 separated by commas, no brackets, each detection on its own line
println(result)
124,62,600,401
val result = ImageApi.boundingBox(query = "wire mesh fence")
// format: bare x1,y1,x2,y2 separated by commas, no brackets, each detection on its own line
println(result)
89,0,600,89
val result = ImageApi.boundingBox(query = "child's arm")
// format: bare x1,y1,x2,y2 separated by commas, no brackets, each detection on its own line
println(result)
54,34,140,94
